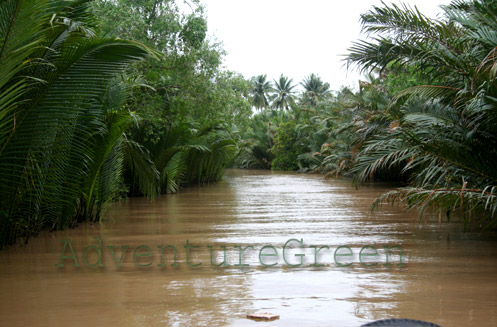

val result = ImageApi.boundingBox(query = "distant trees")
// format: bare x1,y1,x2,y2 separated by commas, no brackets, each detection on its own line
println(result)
272,75,297,110
241,0,497,226
301,73,331,107
251,75,272,110
242,73,335,171
249,73,331,110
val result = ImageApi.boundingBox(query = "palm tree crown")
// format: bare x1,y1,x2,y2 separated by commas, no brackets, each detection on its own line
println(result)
250,74,273,110
300,73,331,107
272,74,296,110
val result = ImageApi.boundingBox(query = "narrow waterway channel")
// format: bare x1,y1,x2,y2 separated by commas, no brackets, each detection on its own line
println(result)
1,169,497,326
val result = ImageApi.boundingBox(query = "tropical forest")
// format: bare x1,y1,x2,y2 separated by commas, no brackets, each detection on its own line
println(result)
1,0,497,326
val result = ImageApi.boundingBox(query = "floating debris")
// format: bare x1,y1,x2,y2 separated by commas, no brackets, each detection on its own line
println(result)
246,312,280,321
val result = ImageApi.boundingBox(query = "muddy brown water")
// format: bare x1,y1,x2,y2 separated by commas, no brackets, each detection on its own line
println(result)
1,169,497,326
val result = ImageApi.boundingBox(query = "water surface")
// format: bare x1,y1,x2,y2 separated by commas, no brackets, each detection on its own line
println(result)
1,169,497,326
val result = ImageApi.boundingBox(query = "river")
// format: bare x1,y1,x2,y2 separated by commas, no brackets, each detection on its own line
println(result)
1,169,497,326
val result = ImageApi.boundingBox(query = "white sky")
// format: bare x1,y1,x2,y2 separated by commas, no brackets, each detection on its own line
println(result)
202,0,450,91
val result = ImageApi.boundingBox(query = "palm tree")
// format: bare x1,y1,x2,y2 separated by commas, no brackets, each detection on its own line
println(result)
250,75,273,110
346,0,497,224
182,124,239,185
0,0,152,247
272,74,296,110
237,111,277,169
80,76,161,222
300,74,331,107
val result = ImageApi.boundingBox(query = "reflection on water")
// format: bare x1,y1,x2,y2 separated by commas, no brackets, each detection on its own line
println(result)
1,169,497,326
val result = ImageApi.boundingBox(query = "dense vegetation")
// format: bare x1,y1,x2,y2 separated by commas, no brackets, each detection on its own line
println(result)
240,0,497,227
0,0,249,248
1,0,496,248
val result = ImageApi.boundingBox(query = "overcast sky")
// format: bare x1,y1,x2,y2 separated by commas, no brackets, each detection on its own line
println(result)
201,0,450,91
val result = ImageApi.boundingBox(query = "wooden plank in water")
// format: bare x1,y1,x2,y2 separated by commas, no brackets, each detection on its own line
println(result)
246,312,280,321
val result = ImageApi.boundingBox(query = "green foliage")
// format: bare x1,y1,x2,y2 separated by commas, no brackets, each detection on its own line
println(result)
183,124,239,184
300,73,331,107
6,0,497,249
128,120,239,194
271,120,300,171
346,0,497,225
272,74,297,110
180,16,208,50
383,63,442,95
0,0,152,247
0,0,247,248
91,0,249,125
240,0,497,227
250,74,273,110
92,0,250,187
236,111,277,169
